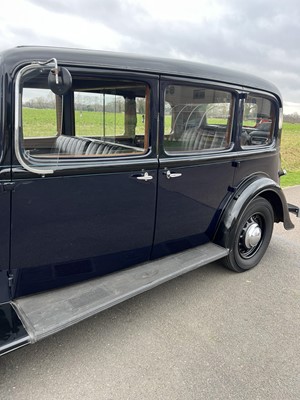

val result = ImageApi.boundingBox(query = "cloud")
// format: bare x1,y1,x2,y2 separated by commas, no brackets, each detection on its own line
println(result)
27,0,149,34
18,0,300,70
0,0,122,52
0,27,75,51
2,0,300,112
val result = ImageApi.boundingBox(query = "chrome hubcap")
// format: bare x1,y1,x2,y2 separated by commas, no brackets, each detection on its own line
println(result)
238,215,264,259
244,222,262,249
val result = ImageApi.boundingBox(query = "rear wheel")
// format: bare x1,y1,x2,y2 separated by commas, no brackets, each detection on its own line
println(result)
224,197,274,272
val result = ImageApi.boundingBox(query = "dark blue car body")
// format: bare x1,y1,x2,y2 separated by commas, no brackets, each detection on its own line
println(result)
0,47,297,355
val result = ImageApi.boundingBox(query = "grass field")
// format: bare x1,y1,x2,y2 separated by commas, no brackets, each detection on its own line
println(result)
279,123,300,187
22,108,300,186
23,109,134,137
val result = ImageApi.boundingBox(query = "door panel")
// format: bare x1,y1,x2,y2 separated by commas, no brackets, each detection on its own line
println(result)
11,167,157,297
152,160,234,258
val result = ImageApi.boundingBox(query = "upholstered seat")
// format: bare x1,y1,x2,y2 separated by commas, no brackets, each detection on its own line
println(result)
55,135,90,154
55,135,127,156
181,128,227,151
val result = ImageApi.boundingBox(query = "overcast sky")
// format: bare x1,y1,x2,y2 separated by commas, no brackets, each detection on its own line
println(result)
1,0,300,114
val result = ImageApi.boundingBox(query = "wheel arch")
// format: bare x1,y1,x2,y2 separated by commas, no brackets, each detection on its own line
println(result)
259,190,284,224
213,176,294,249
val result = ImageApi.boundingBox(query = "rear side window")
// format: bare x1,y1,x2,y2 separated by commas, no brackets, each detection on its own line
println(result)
241,94,275,147
164,84,234,154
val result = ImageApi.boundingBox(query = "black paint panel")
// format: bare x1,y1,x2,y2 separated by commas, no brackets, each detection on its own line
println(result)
0,303,29,354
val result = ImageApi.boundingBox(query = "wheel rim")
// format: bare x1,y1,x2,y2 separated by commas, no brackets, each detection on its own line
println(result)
238,214,264,259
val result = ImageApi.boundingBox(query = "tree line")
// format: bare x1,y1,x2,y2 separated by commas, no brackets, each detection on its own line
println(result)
22,96,300,123
283,112,300,123
23,96,146,114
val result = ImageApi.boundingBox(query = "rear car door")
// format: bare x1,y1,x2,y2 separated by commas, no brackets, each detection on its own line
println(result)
11,66,159,297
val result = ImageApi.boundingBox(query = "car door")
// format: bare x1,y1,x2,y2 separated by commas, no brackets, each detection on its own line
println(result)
233,92,280,187
152,79,236,258
10,68,159,297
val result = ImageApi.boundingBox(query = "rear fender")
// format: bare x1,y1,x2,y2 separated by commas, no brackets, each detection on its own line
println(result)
213,176,294,249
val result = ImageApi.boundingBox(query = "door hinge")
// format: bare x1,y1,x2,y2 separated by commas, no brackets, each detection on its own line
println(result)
0,182,16,192
232,161,241,168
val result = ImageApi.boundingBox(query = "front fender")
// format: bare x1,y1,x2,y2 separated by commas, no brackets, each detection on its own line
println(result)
214,176,294,249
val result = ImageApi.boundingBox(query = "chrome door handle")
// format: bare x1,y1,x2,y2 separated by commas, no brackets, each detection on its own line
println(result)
136,172,153,181
165,170,182,179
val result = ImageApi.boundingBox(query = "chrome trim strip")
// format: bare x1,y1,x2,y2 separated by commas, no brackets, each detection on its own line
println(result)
14,63,55,175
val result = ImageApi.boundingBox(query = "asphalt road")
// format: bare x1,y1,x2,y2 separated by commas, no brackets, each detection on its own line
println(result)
0,186,299,400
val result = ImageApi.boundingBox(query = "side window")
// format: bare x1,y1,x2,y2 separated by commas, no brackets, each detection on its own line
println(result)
73,86,148,154
20,72,150,164
241,94,275,147
23,88,57,137
164,85,233,153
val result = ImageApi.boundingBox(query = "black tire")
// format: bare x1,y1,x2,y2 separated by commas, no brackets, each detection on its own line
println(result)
224,197,274,272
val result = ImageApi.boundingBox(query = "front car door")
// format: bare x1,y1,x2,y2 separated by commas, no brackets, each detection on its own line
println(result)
11,63,159,297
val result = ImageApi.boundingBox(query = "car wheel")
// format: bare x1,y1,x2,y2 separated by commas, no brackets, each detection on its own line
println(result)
224,197,274,272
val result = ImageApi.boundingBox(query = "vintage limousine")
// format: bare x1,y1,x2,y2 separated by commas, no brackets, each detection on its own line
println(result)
0,47,298,355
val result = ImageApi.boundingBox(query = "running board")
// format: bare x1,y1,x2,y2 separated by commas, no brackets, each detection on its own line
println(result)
13,243,228,343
